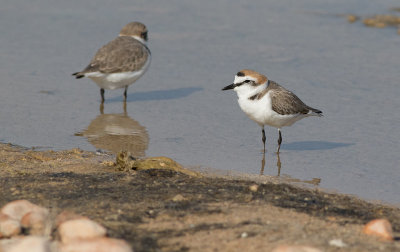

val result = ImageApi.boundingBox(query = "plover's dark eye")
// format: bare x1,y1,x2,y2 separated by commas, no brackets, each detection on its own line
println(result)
244,80,250,83
141,31,148,41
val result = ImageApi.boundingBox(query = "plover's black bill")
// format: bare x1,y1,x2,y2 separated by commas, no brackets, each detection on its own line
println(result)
222,83,235,90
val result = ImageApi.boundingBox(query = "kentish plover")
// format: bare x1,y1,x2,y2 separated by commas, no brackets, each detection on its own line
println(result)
73,22,151,102
222,69,322,153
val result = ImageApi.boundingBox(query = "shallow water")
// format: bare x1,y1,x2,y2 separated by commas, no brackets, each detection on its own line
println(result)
0,0,399,204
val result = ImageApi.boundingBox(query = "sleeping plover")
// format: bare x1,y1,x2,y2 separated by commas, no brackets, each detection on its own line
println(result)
222,69,322,153
73,22,151,102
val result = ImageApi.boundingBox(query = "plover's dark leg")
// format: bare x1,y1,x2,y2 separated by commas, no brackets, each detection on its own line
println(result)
262,126,266,153
277,129,282,153
100,88,105,103
124,86,128,102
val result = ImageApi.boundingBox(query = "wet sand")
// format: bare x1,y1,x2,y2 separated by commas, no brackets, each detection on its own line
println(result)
1,143,399,251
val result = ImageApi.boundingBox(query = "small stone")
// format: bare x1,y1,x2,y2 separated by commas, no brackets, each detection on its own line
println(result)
7,236,51,252
58,218,107,244
363,219,393,241
329,239,347,248
0,213,21,238
172,194,186,202
101,161,115,166
363,18,375,26
71,148,82,154
20,208,50,235
249,184,259,192
146,209,156,218
58,237,132,252
374,22,386,28
240,232,248,238
0,200,44,221
363,18,386,28
272,245,322,252
55,211,85,228
347,15,359,23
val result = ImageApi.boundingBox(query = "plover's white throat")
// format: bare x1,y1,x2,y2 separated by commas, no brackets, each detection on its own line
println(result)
222,69,322,153
73,22,151,102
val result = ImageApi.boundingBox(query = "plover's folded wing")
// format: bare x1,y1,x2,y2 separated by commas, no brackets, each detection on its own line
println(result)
75,36,149,76
270,88,312,115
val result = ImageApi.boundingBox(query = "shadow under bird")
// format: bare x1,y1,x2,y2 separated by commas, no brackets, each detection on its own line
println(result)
222,69,322,153
73,22,151,102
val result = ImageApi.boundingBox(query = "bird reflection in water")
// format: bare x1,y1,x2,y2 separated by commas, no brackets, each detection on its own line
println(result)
260,153,320,186
260,152,281,176
76,102,149,157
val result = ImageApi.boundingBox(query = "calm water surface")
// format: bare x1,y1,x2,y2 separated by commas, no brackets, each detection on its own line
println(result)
0,0,399,204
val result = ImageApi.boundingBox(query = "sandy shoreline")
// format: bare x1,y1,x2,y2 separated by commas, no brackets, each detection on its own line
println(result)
0,142,399,251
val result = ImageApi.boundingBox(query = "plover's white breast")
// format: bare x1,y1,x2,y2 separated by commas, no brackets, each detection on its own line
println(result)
239,91,306,128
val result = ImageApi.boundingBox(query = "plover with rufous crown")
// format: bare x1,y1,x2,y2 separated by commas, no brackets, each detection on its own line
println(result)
222,69,322,153
73,22,151,103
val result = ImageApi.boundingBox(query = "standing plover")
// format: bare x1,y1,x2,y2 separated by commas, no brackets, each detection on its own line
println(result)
73,22,151,102
222,69,322,153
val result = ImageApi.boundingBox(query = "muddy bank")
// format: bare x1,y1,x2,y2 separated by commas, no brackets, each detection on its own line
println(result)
0,143,399,251
344,7,400,34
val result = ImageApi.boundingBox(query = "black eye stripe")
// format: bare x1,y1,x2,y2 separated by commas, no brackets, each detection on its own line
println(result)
236,80,254,87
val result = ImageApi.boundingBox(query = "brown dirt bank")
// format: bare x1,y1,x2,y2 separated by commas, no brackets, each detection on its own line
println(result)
0,143,399,251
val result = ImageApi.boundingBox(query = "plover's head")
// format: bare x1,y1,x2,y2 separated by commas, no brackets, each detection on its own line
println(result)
222,70,268,95
119,22,148,43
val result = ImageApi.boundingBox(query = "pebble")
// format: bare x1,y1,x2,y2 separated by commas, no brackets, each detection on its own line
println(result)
20,208,50,235
172,194,186,202
58,218,107,243
249,184,259,192
0,213,21,238
272,245,322,252
55,211,85,227
329,239,347,248
0,200,133,252
58,237,132,252
347,15,359,23
1,200,44,221
363,218,393,241
6,236,51,252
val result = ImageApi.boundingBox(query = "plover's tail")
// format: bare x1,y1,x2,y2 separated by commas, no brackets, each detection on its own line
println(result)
308,107,323,117
72,72,85,79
